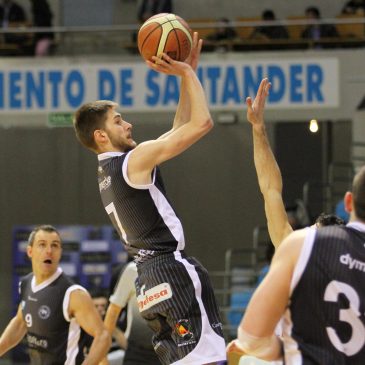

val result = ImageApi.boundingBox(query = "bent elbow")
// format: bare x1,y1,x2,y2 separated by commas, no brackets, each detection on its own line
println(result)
237,327,282,361
202,117,214,133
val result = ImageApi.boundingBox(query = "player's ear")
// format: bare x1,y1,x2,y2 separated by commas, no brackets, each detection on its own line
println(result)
26,245,33,259
94,129,108,144
344,191,353,214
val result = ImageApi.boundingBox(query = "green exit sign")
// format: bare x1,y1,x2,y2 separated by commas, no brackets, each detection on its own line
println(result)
48,113,73,127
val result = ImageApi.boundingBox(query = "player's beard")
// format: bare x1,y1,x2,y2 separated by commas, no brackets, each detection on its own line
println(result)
108,132,136,152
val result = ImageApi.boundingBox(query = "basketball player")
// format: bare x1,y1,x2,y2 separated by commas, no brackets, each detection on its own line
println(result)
103,260,161,365
226,80,365,362
0,225,111,364
73,33,226,365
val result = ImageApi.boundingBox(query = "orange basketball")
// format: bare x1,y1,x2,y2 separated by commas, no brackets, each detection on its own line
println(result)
138,13,192,62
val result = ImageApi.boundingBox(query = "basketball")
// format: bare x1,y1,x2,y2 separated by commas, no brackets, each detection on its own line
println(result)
138,13,192,62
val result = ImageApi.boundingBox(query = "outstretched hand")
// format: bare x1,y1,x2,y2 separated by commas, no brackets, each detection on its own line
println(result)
246,78,271,128
185,32,203,71
146,53,192,77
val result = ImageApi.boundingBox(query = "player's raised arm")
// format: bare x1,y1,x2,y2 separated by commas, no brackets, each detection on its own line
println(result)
171,32,203,131
157,32,203,140
138,15,201,136
127,52,212,185
247,78,292,248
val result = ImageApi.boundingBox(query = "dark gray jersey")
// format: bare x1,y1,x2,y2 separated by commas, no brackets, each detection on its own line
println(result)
283,223,365,365
19,268,87,365
97,151,185,263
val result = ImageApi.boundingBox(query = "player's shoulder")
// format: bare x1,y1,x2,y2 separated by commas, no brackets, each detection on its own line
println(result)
124,261,137,271
282,227,310,246
276,227,312,262
54,273,82,294
68,285,90,306
121,261,138,279
19,272,33,292
20,272,33,284
98,152,127,168
59,272,76,285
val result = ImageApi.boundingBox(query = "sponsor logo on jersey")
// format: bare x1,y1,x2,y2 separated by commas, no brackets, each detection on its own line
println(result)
137,283,172,312
211,322,223,330
27,333,48,349
175,319,196,347
340,253,365,272
135,249,156,263
175,319,194,340
38,305,51,319
99,176,111,191
28,296,38,302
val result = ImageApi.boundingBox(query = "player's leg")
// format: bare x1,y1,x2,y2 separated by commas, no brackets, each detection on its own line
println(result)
136,252,226,364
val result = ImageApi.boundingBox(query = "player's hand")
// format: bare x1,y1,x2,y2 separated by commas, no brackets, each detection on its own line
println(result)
246,78,271,128
226,339,247,356
185,32,203,71
146,53,192,76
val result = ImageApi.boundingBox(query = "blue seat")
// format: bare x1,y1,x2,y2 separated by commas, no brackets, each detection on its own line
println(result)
226,290,254,331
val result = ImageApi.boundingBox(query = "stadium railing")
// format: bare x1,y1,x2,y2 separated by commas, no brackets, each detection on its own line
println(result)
0,16,365,56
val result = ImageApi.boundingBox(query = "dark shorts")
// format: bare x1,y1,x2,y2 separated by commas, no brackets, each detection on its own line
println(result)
136,251,226,365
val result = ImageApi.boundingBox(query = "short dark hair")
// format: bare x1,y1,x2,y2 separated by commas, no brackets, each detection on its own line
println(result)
352,166,365,221
28,225,60,246
262,10,275,20
315,213,345,227
73,100,117,152
89,288,108,299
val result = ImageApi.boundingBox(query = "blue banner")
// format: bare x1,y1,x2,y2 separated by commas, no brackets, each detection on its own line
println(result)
0,58,339,113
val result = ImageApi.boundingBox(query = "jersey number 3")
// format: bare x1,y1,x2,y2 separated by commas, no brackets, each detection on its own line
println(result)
324,280,365,356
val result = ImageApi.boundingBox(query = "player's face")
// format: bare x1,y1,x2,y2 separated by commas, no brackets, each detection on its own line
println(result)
104,108,137,152
27,230,62,283
93,297,108,318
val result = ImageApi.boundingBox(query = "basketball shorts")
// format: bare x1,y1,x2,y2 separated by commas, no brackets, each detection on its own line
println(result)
135,250,226,365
